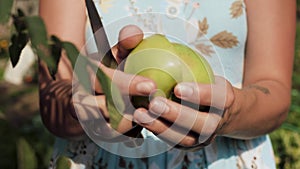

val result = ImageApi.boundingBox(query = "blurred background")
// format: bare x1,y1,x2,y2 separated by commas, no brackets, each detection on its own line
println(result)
0,0,299,168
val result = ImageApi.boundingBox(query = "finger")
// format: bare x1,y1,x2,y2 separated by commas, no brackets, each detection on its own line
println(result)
95,95,109,118
71,93,121,139
174,76,234,109
133,108,198,147
148,97,220,135
95,96,136,135
113,25,143,63
82,56,156,96
72,92,140,138
72,92,108,121
99,64,156,96
87,51,156,96
87,65,104,94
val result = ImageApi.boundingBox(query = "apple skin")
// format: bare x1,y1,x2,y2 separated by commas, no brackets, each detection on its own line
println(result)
124,34,214,109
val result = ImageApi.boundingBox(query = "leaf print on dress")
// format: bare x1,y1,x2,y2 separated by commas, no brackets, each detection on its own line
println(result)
195,43,215,57
127,0,161,32
210,31,239,48
230,0,244,19
186,17,215,57
197,17,209,36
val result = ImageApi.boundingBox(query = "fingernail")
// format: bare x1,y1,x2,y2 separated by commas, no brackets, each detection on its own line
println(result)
150,98,169,115
136,81,155,94
134,109,154,125
176,84,193,97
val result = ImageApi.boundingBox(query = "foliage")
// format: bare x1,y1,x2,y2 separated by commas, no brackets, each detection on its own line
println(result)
271,129,300,169
0,117,54,169
0,0,125,168
1,0,125,129
0,23,11,58
17,137,38,169
0,0,14,24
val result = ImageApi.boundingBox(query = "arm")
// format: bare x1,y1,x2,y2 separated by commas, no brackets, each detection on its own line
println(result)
38,0,87,139
133,0,296,146
220,0,296,139
38,0,154,139
39,0,87,80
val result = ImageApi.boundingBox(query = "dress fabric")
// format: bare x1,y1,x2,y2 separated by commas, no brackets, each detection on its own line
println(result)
48,0,276,168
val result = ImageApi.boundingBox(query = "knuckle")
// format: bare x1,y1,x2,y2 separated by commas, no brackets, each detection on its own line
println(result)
180,136,197,147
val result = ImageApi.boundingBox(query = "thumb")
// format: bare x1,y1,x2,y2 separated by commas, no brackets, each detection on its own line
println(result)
114,25,143,64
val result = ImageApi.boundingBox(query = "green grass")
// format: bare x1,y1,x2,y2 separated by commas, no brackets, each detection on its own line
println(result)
0,58,8,81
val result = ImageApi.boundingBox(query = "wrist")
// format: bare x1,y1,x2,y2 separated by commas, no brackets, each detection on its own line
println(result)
216,87,243,136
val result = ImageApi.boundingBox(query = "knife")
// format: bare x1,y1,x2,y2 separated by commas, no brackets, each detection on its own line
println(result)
85,0,144,146
85,0,117,68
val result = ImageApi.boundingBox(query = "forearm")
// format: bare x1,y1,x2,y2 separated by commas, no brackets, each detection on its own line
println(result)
38,0,87,139
39,62,86,139
219,0,296,140
219,80,291,139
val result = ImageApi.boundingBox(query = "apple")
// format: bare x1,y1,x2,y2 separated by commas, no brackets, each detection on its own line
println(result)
124,34,214,109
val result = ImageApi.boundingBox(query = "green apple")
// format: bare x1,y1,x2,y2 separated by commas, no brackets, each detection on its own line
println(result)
124,34,214,109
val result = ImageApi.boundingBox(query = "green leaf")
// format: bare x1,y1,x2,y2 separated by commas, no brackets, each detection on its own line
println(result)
25,16,47,47
102,51,118,69
62,42,92,91
61,42,78,66
49,36,63,79
17,137,38,169
8,9,29,67
93,63,124,129
0,0,14,23
62,41,124,129
282,123,300,134
25,16,56,70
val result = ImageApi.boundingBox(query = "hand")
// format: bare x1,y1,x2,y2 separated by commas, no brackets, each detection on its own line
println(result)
90,25,155,95
72,25,156,140
133,76,235,148
39,25,156,141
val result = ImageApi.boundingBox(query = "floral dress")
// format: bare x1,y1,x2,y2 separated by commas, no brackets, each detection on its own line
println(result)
48,0,276,168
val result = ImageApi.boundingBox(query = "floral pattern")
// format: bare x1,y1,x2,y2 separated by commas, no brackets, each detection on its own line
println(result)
48,0,276,169
230,0,244,19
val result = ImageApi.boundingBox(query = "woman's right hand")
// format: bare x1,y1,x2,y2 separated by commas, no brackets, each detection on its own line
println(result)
74,25,157,141
39,25,156,140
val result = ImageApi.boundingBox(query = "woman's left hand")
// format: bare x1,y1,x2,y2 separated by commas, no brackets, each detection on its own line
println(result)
133,76,236,147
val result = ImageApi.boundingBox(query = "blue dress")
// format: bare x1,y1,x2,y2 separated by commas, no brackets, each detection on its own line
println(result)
49,0,276,168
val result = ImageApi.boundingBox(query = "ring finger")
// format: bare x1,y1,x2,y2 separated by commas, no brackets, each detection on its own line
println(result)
133,108,198,146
